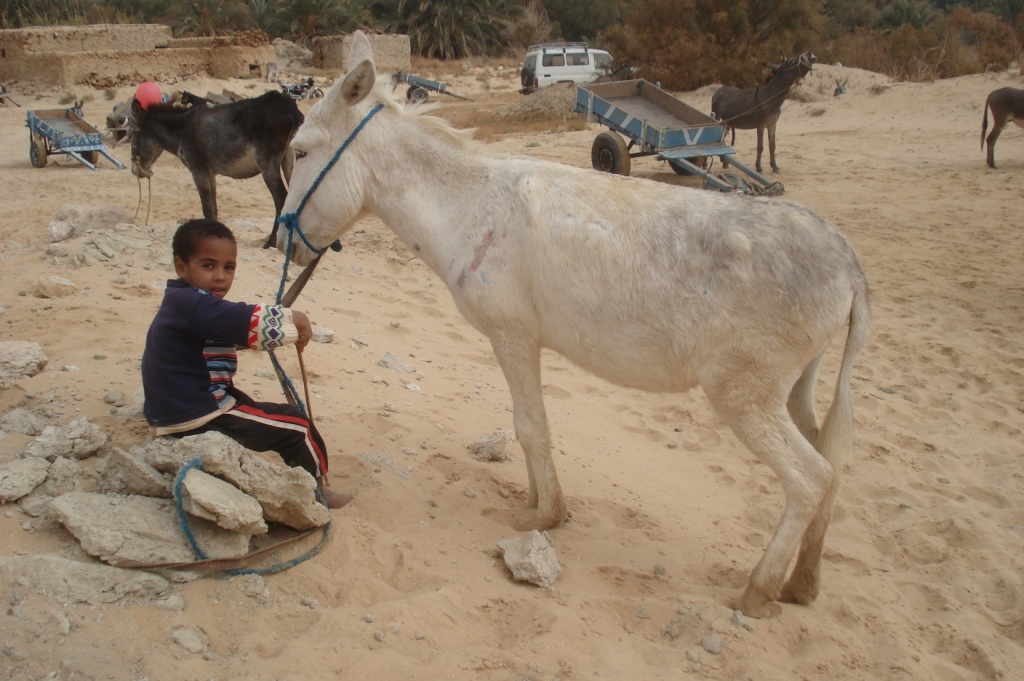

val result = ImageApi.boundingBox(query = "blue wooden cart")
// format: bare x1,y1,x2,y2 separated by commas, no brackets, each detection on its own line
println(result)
391,71,473,103
574,79,782,195
26,106,126,171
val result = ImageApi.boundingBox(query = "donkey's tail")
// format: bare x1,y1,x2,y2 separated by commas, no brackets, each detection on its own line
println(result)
815,280,870,501
981,97,990,150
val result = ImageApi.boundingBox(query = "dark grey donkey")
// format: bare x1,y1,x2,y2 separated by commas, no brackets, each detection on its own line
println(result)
981,87,1024,169
834,79,848,97
711,50,817,173
130,90,302,247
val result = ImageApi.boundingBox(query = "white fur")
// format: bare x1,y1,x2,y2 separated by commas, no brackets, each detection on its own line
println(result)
280,31,871,618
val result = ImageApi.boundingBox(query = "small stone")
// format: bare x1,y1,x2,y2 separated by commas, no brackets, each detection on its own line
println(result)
653,563,666,576
301,597,319,609
364,613,374,623
415,631,425,640
103,391,125,406
35,275,78,298
311,326,335,344
731,609,755,633
701,632,724,655
93,354,107,360
666,440,679,449
938,477,950,484
686,648,701,663
374,631,385,642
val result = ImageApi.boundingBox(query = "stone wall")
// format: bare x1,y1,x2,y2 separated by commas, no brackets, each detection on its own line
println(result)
0,24,170,58
0,24,273,87
312,33,410,72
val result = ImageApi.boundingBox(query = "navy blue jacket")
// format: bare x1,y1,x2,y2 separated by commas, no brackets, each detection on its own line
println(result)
142,280,256,428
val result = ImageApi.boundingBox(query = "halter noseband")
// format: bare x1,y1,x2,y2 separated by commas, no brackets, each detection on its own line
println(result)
275,103,385,256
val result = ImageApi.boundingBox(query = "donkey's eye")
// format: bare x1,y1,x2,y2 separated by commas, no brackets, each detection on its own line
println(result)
294,150,307,160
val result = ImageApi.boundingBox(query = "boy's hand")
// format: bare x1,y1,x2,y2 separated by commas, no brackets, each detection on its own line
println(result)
292,310,312,351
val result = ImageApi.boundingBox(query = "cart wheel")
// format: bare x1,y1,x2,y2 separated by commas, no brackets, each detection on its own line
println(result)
591,132,631,176
82,150,100,165
30,137,47,168
670,156,706,175
407,85,429,104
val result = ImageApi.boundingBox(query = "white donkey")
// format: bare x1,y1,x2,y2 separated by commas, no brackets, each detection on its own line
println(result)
278,32,870,618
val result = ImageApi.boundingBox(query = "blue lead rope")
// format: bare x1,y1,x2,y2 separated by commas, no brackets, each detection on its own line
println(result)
173,457,332,576
271,102,387,409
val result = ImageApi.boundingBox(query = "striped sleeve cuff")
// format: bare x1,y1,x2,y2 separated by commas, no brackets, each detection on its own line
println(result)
247,305,297,350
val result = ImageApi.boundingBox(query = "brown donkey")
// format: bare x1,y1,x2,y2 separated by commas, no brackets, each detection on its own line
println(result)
981,87,1024,169
711,50,817,173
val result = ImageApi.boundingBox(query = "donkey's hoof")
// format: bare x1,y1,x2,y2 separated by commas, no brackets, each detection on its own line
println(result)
485,506,562,532
779,579,818,606
736,588,782,619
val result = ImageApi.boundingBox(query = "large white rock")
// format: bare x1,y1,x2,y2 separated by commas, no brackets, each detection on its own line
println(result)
35,275,78,298
0,554,169,606
26,418,108,461
496,530,562,588
50,492,252,567
0,408,48,436
101,446,170,497
0,341,48,389
143,432,331,530
181,468,268,535
47,203,134,243
0,457,51,503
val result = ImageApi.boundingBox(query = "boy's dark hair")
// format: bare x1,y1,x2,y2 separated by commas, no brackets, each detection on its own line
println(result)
172,219,235,262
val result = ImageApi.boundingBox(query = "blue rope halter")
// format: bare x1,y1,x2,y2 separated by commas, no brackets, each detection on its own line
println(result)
270,105,386,415
275,103,385,263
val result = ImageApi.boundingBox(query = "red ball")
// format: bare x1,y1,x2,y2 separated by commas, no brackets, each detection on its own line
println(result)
134,81,163,110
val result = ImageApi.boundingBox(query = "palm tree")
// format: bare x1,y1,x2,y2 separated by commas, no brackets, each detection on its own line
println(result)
384,0,522,59
873,0,934,33
172,0,248,36
272,0,367,42
246,0,273,32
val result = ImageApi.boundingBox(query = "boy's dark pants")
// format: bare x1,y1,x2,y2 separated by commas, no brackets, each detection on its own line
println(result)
175,391,328,478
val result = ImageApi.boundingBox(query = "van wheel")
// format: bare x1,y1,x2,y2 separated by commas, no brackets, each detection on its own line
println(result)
669,156,706,175
407,85,429,103
591,132,631,176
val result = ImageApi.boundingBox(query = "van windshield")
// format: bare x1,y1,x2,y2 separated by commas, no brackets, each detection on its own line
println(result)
594,53,613,69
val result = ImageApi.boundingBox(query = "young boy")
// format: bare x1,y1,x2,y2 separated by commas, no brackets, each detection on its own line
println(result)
141,218,351,509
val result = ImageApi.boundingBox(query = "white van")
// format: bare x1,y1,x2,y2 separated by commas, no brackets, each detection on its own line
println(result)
520,42,614,93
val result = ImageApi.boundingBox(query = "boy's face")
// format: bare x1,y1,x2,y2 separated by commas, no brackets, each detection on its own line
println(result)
174,236,237,299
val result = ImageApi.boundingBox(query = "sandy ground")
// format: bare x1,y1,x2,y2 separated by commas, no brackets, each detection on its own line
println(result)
1,60,1024,681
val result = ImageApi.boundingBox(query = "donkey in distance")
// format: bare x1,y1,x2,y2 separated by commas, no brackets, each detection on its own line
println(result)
130,90,301,246
278,32,869,619
712,50,817,173
981,87,1024,169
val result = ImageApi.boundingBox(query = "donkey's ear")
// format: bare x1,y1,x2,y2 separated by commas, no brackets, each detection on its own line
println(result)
342,60,376,107
345,30,375,74
131,97,144,120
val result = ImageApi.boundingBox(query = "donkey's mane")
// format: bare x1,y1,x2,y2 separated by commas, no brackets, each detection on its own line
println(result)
144,100,192,116
381,82,480,153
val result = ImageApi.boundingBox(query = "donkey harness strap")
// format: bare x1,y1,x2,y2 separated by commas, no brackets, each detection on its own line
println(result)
275,103,385,255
